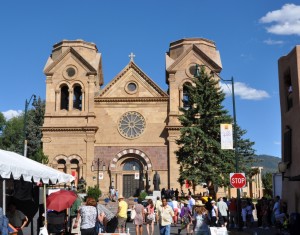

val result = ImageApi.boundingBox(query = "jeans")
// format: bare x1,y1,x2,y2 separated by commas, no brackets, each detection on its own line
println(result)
159,224,171,235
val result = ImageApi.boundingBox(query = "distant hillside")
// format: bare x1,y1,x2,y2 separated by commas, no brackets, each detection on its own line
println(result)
252,154,281,175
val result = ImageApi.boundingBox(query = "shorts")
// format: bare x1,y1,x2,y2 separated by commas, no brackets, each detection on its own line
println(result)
117,217,127,228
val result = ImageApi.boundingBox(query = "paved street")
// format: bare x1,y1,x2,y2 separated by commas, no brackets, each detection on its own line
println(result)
125,221,279,235
102,201,280,235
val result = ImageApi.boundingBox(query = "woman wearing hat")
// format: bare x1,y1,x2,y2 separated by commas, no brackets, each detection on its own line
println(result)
193,201,210,235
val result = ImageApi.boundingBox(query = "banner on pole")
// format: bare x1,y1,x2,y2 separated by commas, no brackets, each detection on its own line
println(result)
220,124,233,150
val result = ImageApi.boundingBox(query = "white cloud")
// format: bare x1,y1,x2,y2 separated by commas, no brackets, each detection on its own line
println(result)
274,141,281,145
221,82,270,100
2,110,22,120
263,39,284,45
260,4,300,36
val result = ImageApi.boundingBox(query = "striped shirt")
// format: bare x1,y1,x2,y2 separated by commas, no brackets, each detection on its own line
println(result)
97,204,115,221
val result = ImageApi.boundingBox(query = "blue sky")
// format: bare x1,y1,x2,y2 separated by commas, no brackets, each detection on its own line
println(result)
1,1,299,158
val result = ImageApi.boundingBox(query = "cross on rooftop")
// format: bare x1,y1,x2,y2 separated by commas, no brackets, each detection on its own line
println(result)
129,52,135,62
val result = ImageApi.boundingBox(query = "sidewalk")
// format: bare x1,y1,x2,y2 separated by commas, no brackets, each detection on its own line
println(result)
228,226,278,235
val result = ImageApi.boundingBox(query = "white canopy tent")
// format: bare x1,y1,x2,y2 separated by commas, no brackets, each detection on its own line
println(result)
0,149,75,217
0,149,74,184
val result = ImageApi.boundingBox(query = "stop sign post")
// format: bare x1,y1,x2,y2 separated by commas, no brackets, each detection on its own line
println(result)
230,173,246,189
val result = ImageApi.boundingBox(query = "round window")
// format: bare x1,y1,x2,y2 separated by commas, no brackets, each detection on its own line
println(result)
63,66,77,79
66,67,76,77
118,111,146,139
127,82,137,92
189,65,197,77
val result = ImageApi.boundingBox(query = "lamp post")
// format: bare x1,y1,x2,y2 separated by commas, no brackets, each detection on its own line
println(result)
195,64,241,229
91,158,106,189
23,94,37,157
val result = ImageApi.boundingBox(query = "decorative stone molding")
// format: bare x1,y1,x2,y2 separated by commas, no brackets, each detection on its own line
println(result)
109,148,152,171
41,126,98,132
95,97,169,103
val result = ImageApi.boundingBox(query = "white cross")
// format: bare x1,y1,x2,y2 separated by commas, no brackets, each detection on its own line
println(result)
129,52,135,62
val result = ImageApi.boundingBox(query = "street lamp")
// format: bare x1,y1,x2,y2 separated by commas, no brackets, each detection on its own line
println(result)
23,94,37,157
91,158,106,189
195,64,241,229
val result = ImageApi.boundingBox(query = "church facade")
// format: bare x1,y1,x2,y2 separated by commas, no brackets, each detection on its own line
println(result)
41,38,223,197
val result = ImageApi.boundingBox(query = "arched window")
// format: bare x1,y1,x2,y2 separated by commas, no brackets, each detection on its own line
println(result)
73,85,82,110
57,159,66,173
183,82,191,110
123,160,141,171
57,159,66,164
70,159,79,164
60,85,69,110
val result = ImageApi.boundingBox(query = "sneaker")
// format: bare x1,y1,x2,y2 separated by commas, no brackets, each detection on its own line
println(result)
265,227,269,230
243,226,247,229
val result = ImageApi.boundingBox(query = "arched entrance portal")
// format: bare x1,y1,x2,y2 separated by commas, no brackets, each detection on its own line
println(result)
110,151,152,198
122,159,143,198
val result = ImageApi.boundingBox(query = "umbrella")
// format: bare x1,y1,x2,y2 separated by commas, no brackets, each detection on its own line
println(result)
47,190,77,212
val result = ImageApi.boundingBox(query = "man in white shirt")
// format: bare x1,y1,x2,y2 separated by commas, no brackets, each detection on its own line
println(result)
157,198,174,235
187,195,195,212
217,197,228,227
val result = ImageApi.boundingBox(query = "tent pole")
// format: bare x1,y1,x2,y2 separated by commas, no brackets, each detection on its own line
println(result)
44,184,47,226
3,180,6,215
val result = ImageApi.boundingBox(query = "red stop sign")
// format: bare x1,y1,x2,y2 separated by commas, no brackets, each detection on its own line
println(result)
230,173,246,189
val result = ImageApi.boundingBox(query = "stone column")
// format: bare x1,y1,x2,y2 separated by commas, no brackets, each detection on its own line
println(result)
167,130,180,189
55,90,60,112
69,88,73,111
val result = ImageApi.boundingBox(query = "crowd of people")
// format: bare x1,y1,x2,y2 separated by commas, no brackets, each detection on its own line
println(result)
46,190,289,235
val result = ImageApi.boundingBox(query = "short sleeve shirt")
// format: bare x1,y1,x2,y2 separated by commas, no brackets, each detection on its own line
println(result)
157,205,174,226
7,210,26,227
79,205,97,229
118,200,128,218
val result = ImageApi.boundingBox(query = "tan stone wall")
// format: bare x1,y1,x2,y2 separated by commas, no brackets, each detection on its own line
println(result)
278,46,300,213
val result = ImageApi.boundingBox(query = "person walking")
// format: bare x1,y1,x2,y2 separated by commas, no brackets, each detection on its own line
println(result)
117,195,128,233
146,199,155,235
210,200,219,227
73,197,100,235
193,201,210,235
178,200,192,235
217,197,228,227
172,197,179,226
133,201,145,235
157,198,174,235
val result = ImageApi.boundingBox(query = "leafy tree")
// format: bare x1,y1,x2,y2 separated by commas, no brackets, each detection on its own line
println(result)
0,112,5,134
0,98,48,163
0,115,24,154
262,172,273,197
176,65,233,190
86,186,102,201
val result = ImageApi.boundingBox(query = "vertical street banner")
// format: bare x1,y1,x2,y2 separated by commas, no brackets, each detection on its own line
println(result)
220,124,233,149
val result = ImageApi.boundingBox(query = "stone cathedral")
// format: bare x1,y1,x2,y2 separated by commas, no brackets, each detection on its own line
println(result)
42,38,223,197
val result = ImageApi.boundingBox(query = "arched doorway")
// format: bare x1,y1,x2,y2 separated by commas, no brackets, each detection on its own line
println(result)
122,159,143,198
110,152,152,198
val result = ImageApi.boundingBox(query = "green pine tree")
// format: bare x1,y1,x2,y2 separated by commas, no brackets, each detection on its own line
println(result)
176,65,257,193
26,97,48,163
176,65,233,191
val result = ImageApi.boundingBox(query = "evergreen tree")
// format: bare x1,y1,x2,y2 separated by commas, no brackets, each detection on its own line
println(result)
176,65,233,189
176,65,257,190
26,97,48,163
